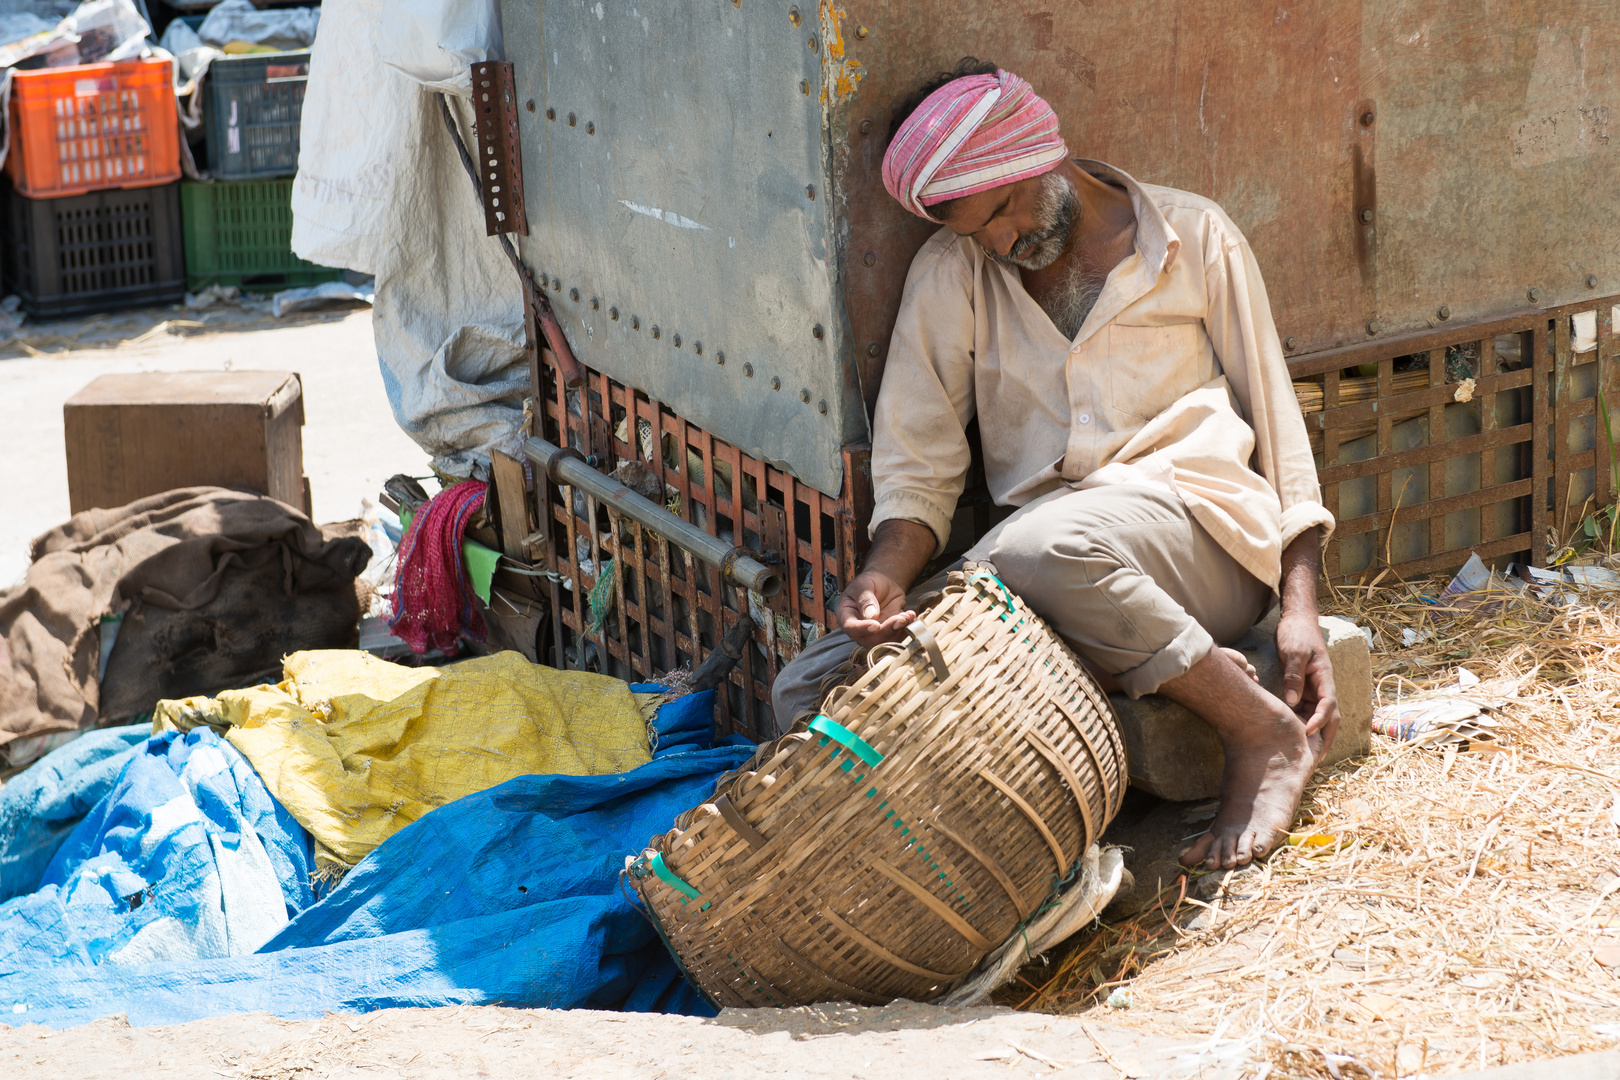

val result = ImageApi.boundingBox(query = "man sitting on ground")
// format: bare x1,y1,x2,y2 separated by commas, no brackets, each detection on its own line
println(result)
771,61,1338,870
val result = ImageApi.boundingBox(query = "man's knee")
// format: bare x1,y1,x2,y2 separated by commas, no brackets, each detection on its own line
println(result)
982,509,1110,597
769,629,859,736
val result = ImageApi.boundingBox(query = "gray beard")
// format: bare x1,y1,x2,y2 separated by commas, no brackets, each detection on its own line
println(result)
1041,261,1110,340
984,171,1078,272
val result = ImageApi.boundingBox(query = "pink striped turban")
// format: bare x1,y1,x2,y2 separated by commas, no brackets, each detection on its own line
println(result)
882,69,1068,221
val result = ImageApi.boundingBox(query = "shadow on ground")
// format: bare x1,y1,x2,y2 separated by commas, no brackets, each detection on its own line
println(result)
0,299,368,359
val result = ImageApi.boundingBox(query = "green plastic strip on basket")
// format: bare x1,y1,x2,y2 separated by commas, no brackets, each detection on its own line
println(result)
968,570,1017,614
648,851,702,903
809,714,884,767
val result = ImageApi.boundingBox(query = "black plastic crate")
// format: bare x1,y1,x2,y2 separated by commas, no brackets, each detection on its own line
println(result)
204,51,309,180
1,181,187,318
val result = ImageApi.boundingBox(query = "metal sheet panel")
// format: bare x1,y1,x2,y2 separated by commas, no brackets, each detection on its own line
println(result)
502,0,866,497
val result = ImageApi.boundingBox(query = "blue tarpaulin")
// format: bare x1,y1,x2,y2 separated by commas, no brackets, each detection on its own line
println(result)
0,724,152,903
0,728,315,979
0,687,749,1028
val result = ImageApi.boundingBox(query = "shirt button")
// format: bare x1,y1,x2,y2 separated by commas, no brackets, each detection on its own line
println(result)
1078,413,1092,425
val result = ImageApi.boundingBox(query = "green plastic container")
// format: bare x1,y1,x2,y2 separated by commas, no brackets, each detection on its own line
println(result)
180,179,342,291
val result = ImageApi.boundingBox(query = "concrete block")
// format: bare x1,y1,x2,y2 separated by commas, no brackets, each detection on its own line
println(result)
1108,613,1373,801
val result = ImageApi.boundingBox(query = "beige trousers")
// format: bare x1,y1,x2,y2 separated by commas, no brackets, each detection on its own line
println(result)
769,483,1272,736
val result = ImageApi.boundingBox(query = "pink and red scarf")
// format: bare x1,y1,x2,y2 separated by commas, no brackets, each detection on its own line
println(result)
882,69,1067,221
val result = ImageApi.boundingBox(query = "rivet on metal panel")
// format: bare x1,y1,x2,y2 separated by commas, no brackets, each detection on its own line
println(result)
570,288,580,302
744,363,755,377
586,122,595,135
550,276,561,290
546,107,556,121
673,333,682,348
787,6,800,25
631,315,640,330
567,112,577,126
818,400,828,415
1283,336,1298,351
1438,305,1451,320
855,25,868,38
770,377,782,391
862,251,876,266
609,306,619,321
800,388,811,403
1588,275,1599,289
716,350,725,366
805,184,816,200
812,324,824,340
694,341,703,355
652,325,661,339
859,119,872,135
1365,320,1380,336
800,79,809,95
866,342,881,358
1527,286,1541,303
807,34,818,52
1359,208,1374,223
1359,110,1376,127
525,99,535,113
590,297,600,310
732,0,740,6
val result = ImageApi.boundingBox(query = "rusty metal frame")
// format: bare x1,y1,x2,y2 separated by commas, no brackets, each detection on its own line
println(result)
470,61,527,237
1290,295,1619,583
533,351,871,740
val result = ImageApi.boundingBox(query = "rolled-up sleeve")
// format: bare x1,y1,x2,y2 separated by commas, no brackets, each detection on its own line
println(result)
868,236,979,554
1200,218,1336,551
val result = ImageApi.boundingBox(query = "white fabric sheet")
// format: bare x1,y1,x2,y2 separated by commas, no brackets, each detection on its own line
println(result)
290,0,528,477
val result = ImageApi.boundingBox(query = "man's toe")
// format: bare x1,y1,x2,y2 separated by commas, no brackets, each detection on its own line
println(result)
1178,833,1214,868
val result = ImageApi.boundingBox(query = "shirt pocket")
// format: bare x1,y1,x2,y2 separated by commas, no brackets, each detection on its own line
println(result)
1104,322,1214,421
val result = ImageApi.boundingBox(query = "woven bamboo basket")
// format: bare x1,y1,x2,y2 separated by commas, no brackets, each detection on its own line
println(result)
628,565,1129,1008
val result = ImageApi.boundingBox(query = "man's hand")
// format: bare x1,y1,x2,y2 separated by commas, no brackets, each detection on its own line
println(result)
1276,526,1338,758
1277,610,1338,748
837,518,938,648
836,570,916,647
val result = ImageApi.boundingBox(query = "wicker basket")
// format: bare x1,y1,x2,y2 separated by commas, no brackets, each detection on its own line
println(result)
629,565,1129,1007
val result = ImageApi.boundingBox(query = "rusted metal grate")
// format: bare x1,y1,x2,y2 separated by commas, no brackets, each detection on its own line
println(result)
1290,295,1619,583
533,351,871,740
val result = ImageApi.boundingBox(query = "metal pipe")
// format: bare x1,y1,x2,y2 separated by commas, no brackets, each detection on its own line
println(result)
524,436,784,597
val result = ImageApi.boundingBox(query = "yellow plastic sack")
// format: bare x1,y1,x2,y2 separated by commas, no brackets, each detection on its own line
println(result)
155,650,654,868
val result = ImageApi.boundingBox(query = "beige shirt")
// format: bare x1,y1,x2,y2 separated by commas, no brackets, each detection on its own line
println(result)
869,160,1334,591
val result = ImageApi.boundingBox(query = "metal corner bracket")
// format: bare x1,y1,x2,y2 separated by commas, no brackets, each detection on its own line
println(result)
471,61,528,237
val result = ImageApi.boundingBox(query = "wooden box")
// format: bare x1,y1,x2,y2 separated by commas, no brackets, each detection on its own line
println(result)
64,371,307,515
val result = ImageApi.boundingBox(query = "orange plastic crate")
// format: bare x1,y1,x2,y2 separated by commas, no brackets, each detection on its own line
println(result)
4,58,180,198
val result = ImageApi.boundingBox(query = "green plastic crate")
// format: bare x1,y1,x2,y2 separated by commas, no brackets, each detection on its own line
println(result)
180,179,342,291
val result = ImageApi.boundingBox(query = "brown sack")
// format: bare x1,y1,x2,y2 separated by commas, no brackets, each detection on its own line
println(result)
0,487,370,751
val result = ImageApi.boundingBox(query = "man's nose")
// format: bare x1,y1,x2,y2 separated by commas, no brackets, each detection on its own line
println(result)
980,224,1019,257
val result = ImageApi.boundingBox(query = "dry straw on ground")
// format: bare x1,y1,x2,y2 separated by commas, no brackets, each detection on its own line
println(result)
1007,566,1620,1077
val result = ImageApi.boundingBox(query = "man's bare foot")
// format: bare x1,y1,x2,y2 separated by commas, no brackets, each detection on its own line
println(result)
1152,647,1317,871
1221,647,1259,684
1178,702,1315,869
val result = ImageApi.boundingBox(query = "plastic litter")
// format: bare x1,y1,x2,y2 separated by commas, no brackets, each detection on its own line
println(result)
272,280,374,317
184,284,241,310
196,0,319,52
1374,696,1500,746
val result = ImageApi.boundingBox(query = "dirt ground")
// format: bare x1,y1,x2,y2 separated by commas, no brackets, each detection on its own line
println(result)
0,297,426,588
2,1002,1213,1079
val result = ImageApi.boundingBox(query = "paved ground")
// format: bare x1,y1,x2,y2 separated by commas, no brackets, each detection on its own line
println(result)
0,300,427,588
0,1001,1230,1080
